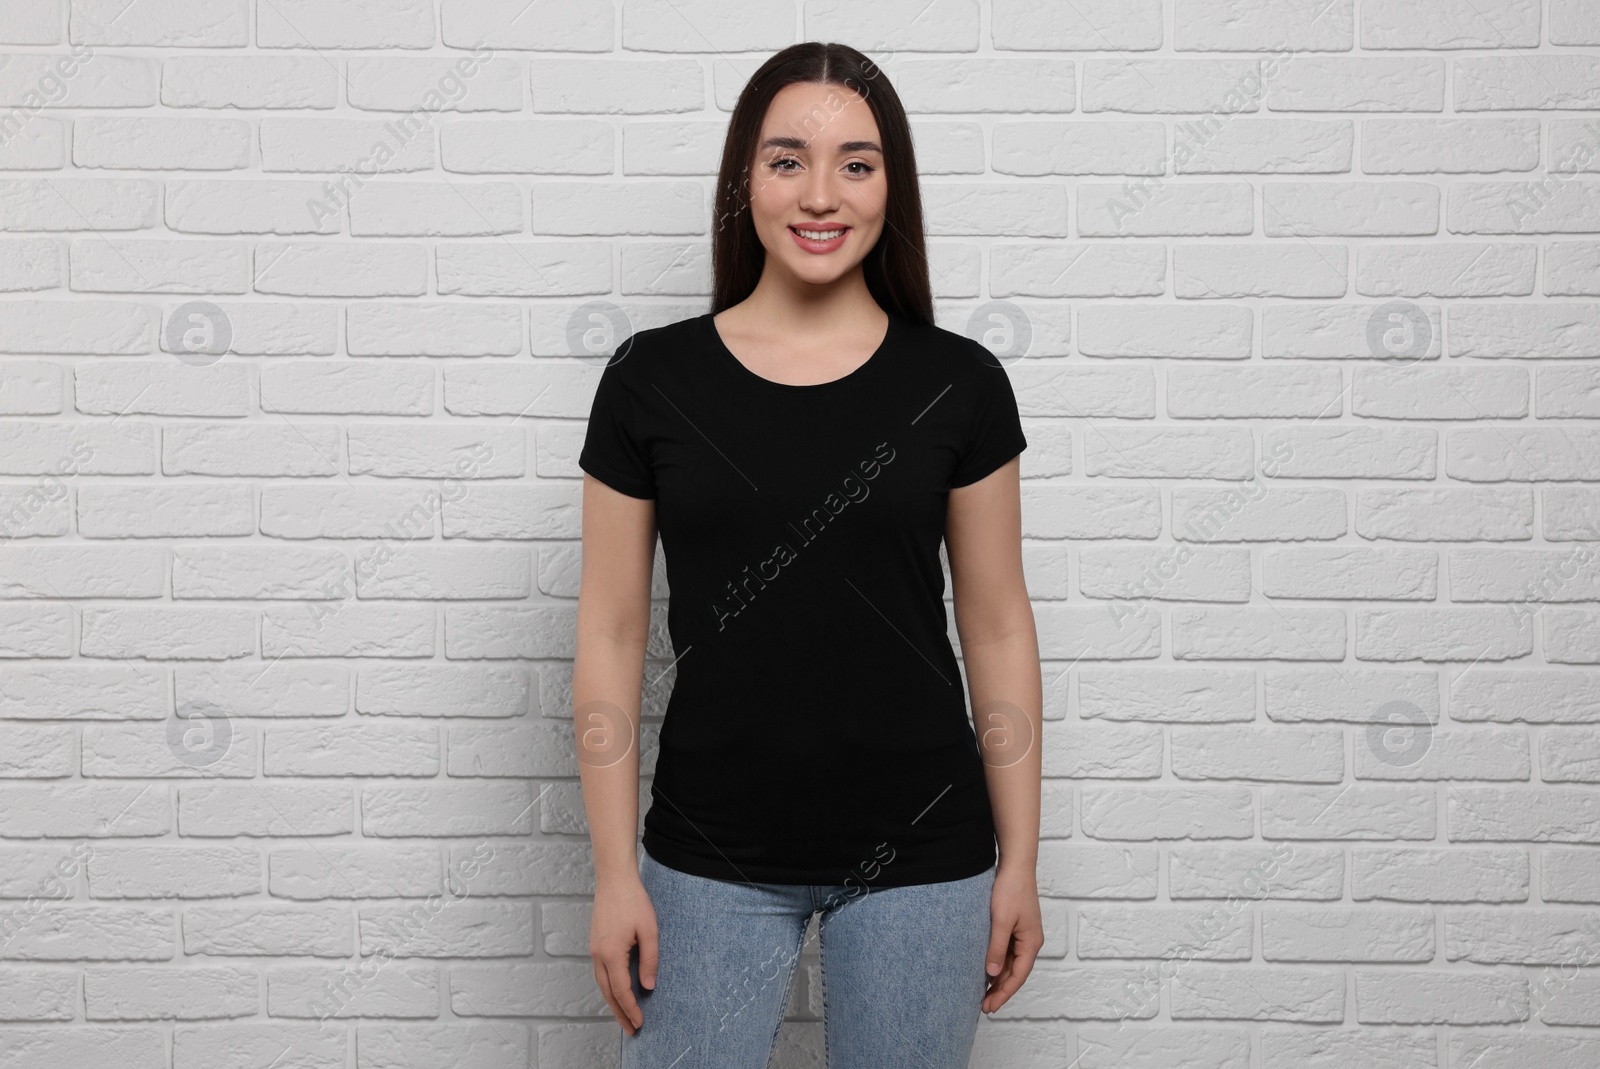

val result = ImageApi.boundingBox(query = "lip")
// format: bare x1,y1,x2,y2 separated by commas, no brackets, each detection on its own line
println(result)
788,224,850,254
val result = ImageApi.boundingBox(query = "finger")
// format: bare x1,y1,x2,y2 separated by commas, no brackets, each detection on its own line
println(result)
605,953,644,1031
979,953,1017,1004
1010,932,1043,979
982,942,1023,1011
605,992,633,1034
983,978,1014,1014
638,924,659,991
984,948,1035,1011
984,918,1012,978
594,964,631,1034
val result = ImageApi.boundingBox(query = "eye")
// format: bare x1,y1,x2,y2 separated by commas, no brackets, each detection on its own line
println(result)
844,161,875,176
767,155,801,172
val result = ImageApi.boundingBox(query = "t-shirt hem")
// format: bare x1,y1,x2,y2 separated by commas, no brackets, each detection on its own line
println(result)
578,456,655,499
642,834,996,889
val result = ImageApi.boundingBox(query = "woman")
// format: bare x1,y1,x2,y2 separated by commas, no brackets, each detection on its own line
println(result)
573,41,1043,1069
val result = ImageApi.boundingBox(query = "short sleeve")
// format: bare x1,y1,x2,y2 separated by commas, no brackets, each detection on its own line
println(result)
949,349,1027,488
578,356,656,499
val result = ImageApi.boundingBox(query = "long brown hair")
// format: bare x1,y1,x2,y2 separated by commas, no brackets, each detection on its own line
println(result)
711,42,933,326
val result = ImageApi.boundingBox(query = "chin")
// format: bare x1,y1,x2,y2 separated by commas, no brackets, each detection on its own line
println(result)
787,262,855,285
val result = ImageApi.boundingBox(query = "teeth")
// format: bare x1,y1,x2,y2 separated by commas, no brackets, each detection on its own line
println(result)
795,228,845,240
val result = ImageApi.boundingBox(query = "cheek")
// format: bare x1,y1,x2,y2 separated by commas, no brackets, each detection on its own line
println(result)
837,192,886,242
847,179,887,215
852,215,886,247
747,172,790,215
750,196,784,227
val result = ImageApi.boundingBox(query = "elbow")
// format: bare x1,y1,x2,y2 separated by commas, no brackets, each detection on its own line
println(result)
954,590,1036,650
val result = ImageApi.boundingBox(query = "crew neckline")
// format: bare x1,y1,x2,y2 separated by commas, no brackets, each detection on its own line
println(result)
702,310,896,392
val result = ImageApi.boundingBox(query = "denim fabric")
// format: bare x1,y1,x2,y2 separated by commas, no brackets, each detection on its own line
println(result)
619,849,996,1068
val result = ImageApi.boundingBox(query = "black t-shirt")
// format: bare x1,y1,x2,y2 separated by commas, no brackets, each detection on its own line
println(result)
578,308,1027,888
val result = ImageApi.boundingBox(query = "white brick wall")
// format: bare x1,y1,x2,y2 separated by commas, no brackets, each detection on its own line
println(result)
1,1,1598,1066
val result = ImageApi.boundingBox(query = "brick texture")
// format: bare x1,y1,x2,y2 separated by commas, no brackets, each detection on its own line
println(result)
1,1,1598,1067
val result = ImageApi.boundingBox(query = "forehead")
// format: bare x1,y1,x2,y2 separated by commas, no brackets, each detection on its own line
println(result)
759,81,881,149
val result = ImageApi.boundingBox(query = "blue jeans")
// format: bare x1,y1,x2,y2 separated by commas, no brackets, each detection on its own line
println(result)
619,849,996,1069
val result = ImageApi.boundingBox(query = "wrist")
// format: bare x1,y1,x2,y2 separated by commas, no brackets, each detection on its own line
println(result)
996,851,1037,874
592,850,644,889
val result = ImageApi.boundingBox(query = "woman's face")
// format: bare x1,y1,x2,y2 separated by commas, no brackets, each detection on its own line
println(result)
745,80,888,289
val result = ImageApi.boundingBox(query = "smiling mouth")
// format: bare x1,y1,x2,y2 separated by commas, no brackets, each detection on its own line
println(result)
790,226,849,241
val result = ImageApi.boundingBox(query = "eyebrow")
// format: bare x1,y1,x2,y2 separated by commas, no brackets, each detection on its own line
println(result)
759,135,883,154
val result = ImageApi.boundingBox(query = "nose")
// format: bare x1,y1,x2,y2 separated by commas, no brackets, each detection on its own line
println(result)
797,169,842,214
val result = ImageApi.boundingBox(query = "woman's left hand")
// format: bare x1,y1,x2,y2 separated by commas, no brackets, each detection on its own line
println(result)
982,862,1044,1014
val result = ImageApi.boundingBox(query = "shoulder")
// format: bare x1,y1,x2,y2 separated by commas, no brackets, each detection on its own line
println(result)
894,314,1008,381
596,311,703,384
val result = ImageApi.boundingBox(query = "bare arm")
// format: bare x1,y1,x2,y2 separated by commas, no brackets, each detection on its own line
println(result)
574,473,656,885
575,473,659,1034
946,455,1044,1013
947,455,1041,872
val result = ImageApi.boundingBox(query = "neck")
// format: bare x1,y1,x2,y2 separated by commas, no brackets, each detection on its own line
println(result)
734,266,885,336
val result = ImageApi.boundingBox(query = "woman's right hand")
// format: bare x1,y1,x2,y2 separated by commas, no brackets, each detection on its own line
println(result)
590,874,658,1035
